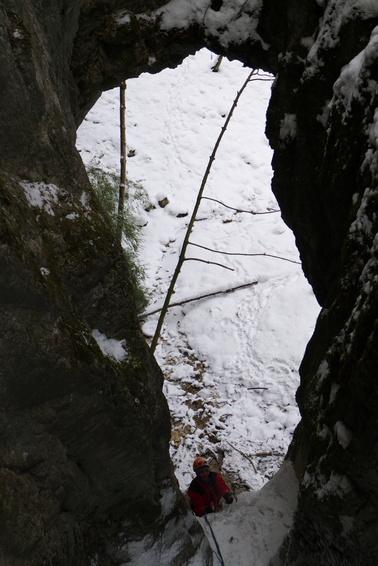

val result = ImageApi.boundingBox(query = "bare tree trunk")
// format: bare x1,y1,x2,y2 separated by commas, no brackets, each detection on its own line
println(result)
117,81,127,239
150,69,257,353
212,55,223,72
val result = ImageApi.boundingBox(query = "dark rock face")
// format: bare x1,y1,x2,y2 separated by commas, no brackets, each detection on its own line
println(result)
0,1,210,564
262,4,378,565
1,0,378,564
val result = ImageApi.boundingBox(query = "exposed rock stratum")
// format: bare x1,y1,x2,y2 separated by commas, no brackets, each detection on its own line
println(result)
1,0,378,565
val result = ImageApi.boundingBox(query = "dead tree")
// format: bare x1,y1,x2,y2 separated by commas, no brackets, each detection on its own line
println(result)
117,80,127,239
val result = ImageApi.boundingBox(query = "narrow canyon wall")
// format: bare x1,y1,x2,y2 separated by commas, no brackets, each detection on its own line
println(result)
1,0,378,565
266,4,378,564
0,1,211,564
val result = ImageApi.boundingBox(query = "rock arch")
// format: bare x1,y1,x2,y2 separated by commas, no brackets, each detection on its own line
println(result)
1,0,378,564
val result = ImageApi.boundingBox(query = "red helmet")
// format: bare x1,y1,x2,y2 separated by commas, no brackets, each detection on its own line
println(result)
193,457,209,472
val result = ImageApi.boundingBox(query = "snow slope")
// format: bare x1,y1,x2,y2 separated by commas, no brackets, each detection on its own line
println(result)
77,48,320,565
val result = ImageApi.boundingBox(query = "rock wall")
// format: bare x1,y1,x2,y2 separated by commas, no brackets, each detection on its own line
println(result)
1,0,378,564
0,1,211,564
265,4,378,565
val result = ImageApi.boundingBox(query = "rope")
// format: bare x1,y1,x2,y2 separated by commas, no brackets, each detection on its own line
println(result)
204,513,225,566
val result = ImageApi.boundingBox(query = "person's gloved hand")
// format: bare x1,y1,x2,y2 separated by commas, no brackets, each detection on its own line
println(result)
205,506,214,514
224,493,233,504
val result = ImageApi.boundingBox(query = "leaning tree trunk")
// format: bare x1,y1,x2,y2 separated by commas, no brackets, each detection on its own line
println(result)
117,80,127,239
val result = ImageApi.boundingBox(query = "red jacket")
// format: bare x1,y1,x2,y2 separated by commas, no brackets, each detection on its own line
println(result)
188,471,230,517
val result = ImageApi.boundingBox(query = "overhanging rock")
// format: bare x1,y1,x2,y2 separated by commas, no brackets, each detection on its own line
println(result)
1,0,378,564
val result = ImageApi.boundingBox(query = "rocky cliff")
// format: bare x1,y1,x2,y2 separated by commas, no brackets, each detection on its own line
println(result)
0,1,210,564
1,0,378,565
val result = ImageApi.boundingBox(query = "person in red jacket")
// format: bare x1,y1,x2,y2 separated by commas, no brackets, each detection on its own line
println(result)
188,457,233,516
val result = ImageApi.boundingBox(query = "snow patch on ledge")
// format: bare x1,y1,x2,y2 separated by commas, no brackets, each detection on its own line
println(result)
317,472,353,499
279,113,297,141
92,329,128,362
116,12,131,26
80,191,91,209
121,501,211,566
304,469,353,500
315,359,330,389
331,25,378,120
351,0,378,18
334,421,353,449
20,180,60,216
159,482,178,519
155,0,264,48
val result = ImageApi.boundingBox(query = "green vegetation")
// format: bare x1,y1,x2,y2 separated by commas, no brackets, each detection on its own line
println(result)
87,163,149,311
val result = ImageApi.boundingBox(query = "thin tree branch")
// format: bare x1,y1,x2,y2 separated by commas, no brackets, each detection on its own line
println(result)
150,69,258,353
139,280,259,320
189,242,301,265
251,77,274,82
184,257,234,271
226,441,258,474
202,196,279,215
212,55,223,72
254,450,285,457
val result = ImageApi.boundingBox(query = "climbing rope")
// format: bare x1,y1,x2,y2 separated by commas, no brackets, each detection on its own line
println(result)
204,513,225,566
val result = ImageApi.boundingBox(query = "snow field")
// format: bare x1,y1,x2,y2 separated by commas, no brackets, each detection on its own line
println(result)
77,48,320,565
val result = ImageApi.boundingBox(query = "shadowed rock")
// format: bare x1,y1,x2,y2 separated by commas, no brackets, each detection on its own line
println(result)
1,0,378,564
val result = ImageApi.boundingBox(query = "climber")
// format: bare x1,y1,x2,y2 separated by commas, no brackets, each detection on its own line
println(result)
188,457,233,517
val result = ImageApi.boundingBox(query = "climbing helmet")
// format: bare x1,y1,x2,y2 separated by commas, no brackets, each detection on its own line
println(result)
193,457,209,472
